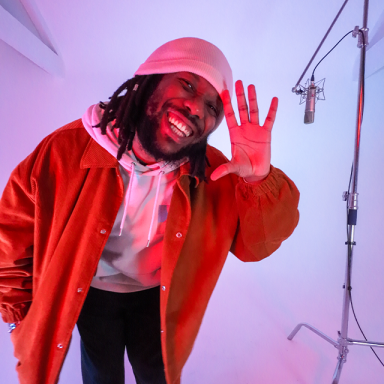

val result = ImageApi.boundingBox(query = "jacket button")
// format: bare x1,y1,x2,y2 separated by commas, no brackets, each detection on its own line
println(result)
57,344,64,349
161,330,164,333
100,229,107,234
176,232,182,238
77,288,83,293
161,286,166,291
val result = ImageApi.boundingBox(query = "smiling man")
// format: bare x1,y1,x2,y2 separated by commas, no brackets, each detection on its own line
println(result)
135,71,223,161
0,37,300,384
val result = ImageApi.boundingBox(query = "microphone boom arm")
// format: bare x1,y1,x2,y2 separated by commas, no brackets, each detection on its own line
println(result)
292,0,350,94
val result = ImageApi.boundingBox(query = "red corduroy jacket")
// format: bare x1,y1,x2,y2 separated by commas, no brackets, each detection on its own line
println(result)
0,119,300,384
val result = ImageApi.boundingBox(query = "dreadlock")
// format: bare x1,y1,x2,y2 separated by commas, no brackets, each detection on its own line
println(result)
98,74,163,158
98,74,210,182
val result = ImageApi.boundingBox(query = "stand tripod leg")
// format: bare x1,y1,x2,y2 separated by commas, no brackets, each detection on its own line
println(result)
332,347,348,384
288,323,339,347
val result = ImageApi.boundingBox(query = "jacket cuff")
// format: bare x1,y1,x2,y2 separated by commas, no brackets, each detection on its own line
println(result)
1,302,30,323
237,165,282,198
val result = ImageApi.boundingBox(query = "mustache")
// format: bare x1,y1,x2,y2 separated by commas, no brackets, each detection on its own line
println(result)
162,101,202,135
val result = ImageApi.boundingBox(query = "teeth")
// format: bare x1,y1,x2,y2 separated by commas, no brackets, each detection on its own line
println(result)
168,116,192,137
170,123,185,137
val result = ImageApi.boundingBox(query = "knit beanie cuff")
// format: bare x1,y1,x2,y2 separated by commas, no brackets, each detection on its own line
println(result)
135,37,233,99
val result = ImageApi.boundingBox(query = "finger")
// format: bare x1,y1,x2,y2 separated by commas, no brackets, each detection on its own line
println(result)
235,80,249,125
248,85,259,125
221,89,238,129
263,97,278,131
210,163,238,181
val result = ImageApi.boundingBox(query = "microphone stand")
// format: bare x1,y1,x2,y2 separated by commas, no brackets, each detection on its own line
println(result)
288,0,384,383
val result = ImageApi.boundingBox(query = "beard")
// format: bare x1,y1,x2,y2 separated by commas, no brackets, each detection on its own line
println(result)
135,100,209,164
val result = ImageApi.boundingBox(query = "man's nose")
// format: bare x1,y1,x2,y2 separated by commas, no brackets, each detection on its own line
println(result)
183,97,204,120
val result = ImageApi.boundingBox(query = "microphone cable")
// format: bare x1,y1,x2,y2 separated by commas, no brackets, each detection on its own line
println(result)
310,30,354,81
346,166,384,368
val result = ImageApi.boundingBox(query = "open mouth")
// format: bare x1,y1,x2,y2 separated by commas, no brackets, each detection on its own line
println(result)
167,113,193,138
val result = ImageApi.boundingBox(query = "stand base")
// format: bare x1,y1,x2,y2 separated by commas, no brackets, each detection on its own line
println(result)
288,322,384,384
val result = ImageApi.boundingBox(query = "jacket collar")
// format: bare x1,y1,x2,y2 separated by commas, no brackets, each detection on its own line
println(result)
80,137,118,169
179,162,200,187
80,136,200,186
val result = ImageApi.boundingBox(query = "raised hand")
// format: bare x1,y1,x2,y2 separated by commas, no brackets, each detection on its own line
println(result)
210,80,278,183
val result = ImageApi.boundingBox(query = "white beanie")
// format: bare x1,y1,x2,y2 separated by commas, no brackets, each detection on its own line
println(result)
135,37,233,98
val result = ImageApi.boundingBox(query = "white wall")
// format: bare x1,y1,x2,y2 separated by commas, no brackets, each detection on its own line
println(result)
1,0,384,383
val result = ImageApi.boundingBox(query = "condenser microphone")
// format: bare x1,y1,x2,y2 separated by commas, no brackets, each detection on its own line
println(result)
304,81,317,124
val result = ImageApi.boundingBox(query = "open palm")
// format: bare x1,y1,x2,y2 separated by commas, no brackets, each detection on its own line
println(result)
211,80,278,183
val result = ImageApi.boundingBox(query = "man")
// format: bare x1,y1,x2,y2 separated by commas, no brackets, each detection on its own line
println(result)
0,37,299,384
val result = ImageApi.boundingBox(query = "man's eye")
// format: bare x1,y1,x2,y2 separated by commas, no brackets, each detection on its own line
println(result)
181,80,193,91
209,104,218,114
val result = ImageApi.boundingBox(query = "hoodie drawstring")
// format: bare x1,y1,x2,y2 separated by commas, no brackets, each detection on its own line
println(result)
119,162,136,236
146,171,164,247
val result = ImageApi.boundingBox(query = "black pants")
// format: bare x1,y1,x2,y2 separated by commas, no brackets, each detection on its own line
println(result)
77,286,166,384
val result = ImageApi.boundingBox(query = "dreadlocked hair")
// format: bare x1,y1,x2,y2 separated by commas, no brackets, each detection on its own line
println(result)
98,74,211,183
189,141,210,183
98,74,164,159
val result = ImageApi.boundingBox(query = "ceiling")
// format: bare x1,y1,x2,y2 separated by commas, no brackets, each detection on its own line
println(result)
1,0,383,80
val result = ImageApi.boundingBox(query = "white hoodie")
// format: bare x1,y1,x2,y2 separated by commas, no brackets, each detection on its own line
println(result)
82,103,186,293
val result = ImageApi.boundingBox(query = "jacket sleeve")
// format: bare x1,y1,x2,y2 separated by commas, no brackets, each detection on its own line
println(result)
0,148,39,323
230,165,300,262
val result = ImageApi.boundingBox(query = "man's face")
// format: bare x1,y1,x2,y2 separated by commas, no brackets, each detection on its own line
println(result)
135,72,224,163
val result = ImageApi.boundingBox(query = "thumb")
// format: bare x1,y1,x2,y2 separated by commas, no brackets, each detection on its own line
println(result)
210,163,237,181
